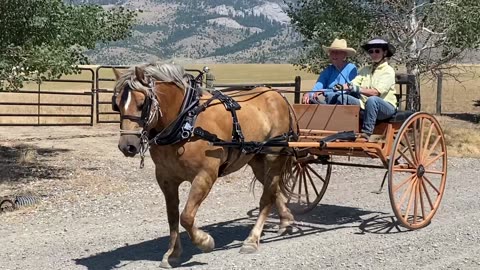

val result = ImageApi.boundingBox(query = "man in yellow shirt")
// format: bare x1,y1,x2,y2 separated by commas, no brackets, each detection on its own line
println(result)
335,38,397,139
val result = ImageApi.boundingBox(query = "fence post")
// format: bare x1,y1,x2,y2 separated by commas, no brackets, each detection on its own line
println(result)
37,81,41,126
88,68,95,126
436,72,443,115
294,76,301,104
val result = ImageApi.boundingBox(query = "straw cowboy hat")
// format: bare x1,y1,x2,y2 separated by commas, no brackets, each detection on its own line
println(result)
322,38,356,57
361,38,396,57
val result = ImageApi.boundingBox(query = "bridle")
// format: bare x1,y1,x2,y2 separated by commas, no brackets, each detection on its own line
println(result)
112,70,205,168
112,77,162,168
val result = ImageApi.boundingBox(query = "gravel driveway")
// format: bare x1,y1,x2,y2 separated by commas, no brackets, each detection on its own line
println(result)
1,125,479,270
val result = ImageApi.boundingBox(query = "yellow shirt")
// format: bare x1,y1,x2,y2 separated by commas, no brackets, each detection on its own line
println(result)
351,62,397,109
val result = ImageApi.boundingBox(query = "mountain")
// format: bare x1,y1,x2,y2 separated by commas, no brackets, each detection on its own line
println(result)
72,0,303,65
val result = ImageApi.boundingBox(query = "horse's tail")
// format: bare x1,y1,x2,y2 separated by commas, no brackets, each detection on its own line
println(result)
278,154,297,199
278,91,300,199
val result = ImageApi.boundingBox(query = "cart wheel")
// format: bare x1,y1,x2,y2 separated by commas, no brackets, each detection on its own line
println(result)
286,155,332,215
388,112,447,230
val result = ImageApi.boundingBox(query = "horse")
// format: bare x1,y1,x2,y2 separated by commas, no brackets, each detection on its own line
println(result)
112,62,297,268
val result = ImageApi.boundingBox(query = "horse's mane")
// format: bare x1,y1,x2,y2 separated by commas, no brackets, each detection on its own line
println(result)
114,62,189,94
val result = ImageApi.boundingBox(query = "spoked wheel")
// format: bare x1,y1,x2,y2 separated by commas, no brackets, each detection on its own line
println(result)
286,155,332,215
388,112,447,230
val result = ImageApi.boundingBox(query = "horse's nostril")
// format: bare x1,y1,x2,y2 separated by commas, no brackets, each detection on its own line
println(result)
127,145,137,154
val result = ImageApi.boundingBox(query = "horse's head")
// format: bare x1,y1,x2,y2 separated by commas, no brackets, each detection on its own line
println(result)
112,63,189,158
112,65,161,157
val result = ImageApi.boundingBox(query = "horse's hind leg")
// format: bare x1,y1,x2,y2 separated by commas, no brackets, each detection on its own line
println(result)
242,155,293,253
249,155,294,235
180,170,216,253
157,176,182,269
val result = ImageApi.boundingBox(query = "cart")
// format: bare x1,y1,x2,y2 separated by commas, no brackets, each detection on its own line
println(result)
283,104,447,230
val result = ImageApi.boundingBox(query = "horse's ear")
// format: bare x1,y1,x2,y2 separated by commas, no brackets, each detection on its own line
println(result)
135,66,149,86
112,68,122,80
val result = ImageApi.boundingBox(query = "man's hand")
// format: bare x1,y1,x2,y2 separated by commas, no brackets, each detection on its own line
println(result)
302,91,323,104
333,84,344,91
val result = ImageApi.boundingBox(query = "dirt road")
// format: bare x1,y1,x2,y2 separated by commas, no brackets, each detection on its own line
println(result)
1,126,479,270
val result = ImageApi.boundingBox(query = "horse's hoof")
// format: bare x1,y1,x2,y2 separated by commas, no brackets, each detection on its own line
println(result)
160,260,172,269
239,243,258,254
277,225,294,236
198,234,215,253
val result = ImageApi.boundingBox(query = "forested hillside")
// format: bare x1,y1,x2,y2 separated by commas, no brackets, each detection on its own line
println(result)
70,0,302,64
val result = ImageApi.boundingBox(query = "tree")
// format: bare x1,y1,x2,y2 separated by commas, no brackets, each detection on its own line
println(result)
286,0,480,110
0,0,137,91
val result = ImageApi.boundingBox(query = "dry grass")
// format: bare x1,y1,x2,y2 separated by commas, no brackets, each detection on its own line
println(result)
1,64,479,157
438,116,480,157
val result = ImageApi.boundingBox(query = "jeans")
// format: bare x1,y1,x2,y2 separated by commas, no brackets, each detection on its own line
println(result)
307,97,326,104
307,91,338,104
336,95,396,135
324,91,338,104
333,92,362,105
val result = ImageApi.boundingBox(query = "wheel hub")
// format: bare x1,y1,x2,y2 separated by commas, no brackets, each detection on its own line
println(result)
417,165,425,177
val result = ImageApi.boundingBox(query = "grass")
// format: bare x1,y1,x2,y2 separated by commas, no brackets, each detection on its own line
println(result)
438,116,480,158
0,63,479,157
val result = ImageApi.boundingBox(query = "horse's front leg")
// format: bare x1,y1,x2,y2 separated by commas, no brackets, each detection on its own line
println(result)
180,170,216,253
157,176,182,269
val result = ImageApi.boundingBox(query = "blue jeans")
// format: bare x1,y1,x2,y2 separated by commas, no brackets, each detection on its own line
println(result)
328,91,357,104
307,96,326,104
308,91,337,104
336,95,396,134
308,95,327,104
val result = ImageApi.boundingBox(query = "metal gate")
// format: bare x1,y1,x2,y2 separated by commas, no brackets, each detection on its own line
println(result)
0,67,95,126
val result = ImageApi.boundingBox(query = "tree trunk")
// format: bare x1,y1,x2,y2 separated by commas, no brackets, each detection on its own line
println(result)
405,63,421,112
405,3,421,112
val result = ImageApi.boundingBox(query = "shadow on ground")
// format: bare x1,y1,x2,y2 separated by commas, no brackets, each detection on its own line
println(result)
0,144,71,183
442,113,480,124
74,204,399,270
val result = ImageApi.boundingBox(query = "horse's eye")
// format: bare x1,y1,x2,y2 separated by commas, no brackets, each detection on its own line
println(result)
137,103,143,110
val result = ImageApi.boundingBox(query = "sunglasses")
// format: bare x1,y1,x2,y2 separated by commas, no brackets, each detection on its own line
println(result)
368,49,383,54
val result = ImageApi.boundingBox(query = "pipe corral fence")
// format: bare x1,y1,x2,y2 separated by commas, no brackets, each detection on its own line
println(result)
0,67,95,126
0,65,416,126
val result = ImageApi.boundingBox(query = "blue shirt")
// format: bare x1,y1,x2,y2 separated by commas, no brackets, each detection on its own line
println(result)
309,63,358,97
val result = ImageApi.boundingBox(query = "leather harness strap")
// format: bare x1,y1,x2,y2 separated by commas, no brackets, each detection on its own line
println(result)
193,90,244,143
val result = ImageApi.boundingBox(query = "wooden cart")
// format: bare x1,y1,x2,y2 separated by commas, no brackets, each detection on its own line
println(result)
284,104,447,230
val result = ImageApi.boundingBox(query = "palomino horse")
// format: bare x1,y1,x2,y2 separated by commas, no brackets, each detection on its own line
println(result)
112,63,296,268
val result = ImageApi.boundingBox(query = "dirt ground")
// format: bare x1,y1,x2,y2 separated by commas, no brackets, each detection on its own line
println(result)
1,125,479,270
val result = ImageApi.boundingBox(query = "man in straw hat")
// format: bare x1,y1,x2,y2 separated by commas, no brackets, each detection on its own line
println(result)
303,38,358,104
334,37,397,140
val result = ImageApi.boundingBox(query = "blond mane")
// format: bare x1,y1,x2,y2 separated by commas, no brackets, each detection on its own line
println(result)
114,62,189,94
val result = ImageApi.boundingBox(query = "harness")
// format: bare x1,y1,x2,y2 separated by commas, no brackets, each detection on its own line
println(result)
149,75,203,145
113,74,298,168
148,80,245,146
191,90,245,143
193,90,298,155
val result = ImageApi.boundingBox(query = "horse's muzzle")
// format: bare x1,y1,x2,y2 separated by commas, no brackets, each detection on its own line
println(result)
118,136,141,157
118,144,138,157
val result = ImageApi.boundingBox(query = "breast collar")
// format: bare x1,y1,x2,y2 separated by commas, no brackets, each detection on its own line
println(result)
149,75,202,145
